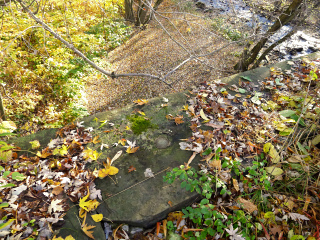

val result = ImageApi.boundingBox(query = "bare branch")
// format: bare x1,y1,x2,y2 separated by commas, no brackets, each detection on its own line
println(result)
15,0,173,85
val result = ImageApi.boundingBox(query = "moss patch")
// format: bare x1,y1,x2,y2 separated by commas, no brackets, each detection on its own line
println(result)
127,114,157,135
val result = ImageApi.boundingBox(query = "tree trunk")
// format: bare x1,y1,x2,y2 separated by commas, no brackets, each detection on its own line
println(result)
234,0,304,71
124,0,134,22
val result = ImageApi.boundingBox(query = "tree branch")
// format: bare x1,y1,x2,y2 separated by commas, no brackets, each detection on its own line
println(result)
15,0,173,86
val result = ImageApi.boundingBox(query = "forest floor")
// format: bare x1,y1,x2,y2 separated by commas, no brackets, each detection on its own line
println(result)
83,0,241,114
83,0,320,115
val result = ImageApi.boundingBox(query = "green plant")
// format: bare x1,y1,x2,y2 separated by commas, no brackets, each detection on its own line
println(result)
127,114,156,135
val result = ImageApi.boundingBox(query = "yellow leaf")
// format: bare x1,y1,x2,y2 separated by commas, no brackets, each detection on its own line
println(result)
126,146,139,154
53,145,68,156
91,214,103,222
79,191,100,212
92,136,100,144
82,223,95,239
118,139,126,146
182,105,188,111
53,235,76,240
0,121,17,133
138,111,145,116
200,109,209,121
65,236,76,240
125,126,131,131
98,166,119,179
269,145,280,163
263,143,272,153
83,148,101,161
29,140,40,149
36,148,52,158
133,99,148,105
274,121,287,131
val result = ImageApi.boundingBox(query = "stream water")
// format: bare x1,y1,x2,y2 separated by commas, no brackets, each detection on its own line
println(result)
196,0,320,62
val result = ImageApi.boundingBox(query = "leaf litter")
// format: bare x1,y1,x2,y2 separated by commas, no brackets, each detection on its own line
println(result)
1,58,320,239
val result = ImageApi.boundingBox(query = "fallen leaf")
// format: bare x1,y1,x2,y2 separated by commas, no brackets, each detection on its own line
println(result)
52,186,64,195
92,136,100,144
29,140,40,149
265,166,283,176
174,115,184,125
118,139,126,146
128,166,136,173
200,109,209,121
82,223,95,239
233,179,240,191
168,201,173,207
91,214,103,222
98,165,119,178
133,99,148,105
126,146,139,154
237,197,258,213
79,191,100,211
144,168,154,178
48,199,64,213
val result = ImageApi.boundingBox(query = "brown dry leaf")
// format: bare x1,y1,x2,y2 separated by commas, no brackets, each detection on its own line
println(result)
205,123,224,129
163,220,167,238
166,114,173,120
113,224,123,240
36,148,52,158
303,197,311,212
128,165,136,173
52,186,64,195
287,155,301,163
186,152,197,168
208,160,221,172
82,223,95,239
174,115,184,125
233,179,240,191
237,197,258,213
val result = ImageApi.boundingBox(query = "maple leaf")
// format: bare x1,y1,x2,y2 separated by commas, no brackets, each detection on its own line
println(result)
174,115,184,125
82,223,95,239
53,145,69,156
48,199,64,213
36,148,52,158
128,165,136,173
79,190,100,212
83,148,101,161
126,146,139,154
